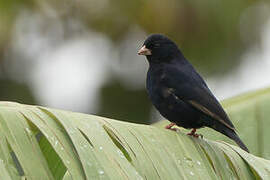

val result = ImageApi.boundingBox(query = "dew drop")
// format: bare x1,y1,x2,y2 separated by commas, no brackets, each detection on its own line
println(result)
117,150,125,158
196,161,201,165
25,127,31,134
190,171,194,176
184,157,193,167
99,146,103,150
98,170,104,175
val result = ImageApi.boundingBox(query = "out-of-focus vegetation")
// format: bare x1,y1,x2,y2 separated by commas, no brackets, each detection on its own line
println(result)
0,0,270,124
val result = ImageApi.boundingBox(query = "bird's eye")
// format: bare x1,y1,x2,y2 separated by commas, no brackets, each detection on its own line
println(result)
147,43,160,49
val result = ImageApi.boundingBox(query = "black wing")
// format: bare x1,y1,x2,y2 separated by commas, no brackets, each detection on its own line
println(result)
162,63,235,131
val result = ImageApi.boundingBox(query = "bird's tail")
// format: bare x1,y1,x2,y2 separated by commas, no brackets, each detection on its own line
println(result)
222,128,249,153
208,121,249,152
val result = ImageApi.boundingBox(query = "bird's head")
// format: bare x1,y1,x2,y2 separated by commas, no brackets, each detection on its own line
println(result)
138,34,182,63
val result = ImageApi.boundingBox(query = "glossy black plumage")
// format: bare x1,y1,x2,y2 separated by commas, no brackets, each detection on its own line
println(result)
138,34,249,152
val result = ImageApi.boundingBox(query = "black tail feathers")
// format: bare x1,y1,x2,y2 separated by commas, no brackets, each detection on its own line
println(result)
223,129,249,153
209,122,249,152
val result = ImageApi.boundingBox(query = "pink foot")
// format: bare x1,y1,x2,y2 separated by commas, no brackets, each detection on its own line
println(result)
187,128,203,138
165,123,177,131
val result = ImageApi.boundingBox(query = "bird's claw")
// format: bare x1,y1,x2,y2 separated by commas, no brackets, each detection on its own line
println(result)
168,128,178,131
187,133,203,138
187,128,203,138
165,123,178,131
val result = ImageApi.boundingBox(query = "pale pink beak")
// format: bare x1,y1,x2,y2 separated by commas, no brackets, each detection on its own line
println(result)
138,45,152,55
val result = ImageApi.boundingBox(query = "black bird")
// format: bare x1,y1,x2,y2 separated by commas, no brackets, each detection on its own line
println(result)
138,34,249,152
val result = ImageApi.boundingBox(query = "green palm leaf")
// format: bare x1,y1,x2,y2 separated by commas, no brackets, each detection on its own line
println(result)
0,87,270,179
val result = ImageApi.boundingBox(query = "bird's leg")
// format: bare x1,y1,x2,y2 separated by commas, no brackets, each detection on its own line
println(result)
187,128,202,138
165,123,177,131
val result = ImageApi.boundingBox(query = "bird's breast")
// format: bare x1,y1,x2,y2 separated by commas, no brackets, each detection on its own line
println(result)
146,71,176,110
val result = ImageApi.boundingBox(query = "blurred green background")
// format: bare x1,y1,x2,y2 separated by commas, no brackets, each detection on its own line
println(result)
1,0,270,124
